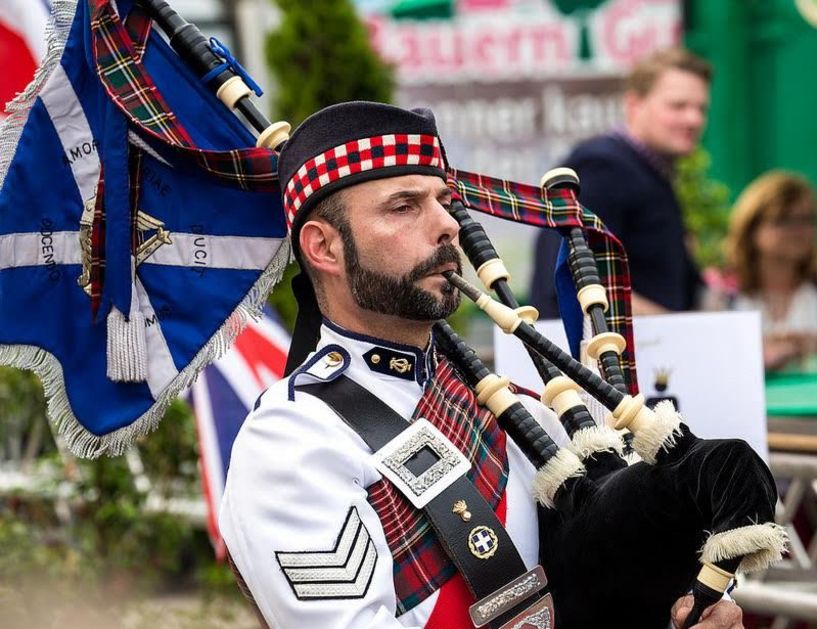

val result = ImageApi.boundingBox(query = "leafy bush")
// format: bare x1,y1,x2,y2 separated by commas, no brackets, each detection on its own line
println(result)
674,148,732,268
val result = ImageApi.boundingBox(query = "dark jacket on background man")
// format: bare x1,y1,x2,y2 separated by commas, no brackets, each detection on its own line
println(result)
530,133,702,318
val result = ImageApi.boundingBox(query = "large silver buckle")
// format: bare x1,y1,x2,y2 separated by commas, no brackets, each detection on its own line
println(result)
469,565,550,628
371,418,471,509
498,593,555,629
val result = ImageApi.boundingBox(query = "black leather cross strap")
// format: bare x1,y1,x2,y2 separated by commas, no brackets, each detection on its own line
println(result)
297,376,534,611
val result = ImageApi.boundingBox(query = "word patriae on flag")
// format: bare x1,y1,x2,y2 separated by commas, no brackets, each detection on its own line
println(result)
0,0,289,458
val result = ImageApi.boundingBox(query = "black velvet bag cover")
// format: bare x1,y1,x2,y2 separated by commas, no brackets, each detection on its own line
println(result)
539,424,778,629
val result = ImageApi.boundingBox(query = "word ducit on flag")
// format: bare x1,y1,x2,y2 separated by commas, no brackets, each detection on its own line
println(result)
0,0,289,457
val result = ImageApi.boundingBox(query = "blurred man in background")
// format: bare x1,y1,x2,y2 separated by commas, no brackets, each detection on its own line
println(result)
530,47,711,317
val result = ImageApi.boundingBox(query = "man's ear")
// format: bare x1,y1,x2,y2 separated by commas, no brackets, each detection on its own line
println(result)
299,220,344,276
624,90,642,126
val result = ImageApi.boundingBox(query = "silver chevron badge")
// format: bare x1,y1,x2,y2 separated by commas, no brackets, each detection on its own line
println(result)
275,507,378,600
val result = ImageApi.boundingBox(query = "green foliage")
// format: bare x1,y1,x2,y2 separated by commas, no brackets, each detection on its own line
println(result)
0,382,234,597
267,261,300,332
0,366,49,460
674,148,732,268
266,0,395,127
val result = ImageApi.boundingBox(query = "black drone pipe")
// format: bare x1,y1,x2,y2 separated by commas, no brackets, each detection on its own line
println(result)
539,169,629,395
448,200,608,442
139,0,282,141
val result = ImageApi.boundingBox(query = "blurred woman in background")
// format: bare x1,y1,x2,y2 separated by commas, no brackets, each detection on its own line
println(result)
724,171,817,371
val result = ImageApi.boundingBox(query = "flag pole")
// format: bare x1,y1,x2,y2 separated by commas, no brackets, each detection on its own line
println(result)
138,0,290,149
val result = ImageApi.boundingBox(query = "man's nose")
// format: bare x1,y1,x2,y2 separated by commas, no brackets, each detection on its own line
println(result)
685,106,706,128
434,200,460,245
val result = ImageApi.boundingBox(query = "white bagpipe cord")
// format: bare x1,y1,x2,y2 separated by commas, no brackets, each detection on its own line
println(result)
578,313,608,425
570,313,631,461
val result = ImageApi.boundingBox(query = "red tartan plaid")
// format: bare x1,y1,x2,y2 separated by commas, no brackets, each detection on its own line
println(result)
88,0,280,193
448,168,638,394
89,173,106,318
283,134,444,229
366,355,508,615
123,5,152,62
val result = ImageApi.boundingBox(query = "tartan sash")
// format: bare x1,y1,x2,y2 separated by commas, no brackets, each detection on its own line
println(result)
366,355,509,614
448,168,637,393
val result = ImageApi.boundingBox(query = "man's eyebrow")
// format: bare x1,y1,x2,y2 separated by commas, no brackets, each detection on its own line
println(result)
379,186,451,206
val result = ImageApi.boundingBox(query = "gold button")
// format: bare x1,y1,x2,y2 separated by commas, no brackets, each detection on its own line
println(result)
371,354,381,364
325,351,343,366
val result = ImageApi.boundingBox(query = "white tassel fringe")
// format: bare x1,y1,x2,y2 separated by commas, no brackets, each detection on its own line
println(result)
632,399,682,464
701,522,789,574
531,449,585,509
106,305,148,382
569,425,625,460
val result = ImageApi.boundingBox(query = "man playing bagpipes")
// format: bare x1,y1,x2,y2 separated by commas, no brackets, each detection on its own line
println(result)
0,0,779,624
219,101,753,629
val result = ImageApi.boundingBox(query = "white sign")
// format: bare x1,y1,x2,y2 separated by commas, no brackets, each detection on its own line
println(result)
494,311,768,459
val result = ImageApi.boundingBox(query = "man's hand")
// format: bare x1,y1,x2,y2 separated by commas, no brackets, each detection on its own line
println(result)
671,595,744,628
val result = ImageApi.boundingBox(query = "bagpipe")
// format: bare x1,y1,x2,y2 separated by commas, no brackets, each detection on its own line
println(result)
0,1,785,627
436,169,786,627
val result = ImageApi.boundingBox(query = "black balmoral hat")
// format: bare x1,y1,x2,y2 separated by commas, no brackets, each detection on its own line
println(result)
278,100,448,251
278,101,448,374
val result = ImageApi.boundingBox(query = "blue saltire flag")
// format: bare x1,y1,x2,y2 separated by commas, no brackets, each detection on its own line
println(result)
0,0,289,457
190,306,289,559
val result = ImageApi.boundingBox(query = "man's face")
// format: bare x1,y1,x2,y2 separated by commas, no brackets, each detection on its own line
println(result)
337,174,462,320
627,68,710,157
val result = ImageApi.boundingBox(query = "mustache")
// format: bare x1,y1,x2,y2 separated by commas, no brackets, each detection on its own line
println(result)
407,244,462,282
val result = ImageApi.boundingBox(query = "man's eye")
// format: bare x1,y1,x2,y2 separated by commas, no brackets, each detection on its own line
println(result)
393,204,412,213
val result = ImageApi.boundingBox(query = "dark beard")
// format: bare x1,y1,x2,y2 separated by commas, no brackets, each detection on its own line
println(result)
342,229,462,321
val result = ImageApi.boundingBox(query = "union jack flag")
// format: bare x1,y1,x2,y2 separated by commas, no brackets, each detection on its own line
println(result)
190,309,289,558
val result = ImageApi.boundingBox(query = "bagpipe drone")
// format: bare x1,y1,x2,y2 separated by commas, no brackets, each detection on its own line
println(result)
0,1,786,627
439,169,786,627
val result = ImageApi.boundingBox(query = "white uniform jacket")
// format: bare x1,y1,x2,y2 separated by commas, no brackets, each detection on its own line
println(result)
219,320,570,628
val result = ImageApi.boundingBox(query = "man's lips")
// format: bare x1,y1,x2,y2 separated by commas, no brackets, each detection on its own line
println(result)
429,263,459,276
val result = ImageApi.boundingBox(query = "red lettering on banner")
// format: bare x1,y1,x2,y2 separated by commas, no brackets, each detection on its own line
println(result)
368,16,573,82
601,0,680,65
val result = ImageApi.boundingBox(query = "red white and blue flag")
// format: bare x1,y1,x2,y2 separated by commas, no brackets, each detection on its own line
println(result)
0,0,288,457
191,309,290,558
0,0,50,112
